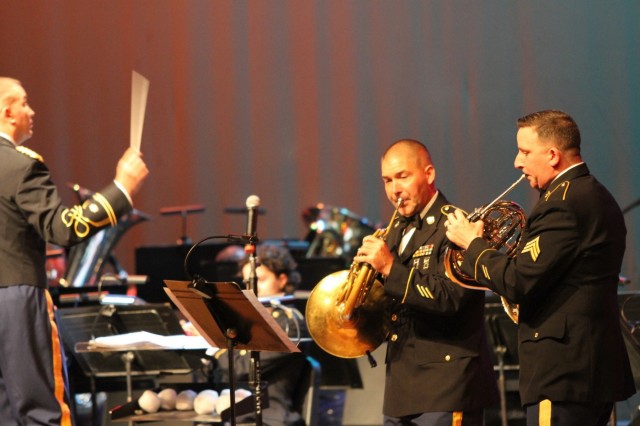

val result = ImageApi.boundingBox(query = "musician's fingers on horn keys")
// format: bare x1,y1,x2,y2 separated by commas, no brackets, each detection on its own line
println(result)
356,235,374,258
445,210,464,245
444,209,462,230
356,236,385,268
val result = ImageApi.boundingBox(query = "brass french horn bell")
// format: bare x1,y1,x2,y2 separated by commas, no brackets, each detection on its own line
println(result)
443,175,527,323
305,199,403,359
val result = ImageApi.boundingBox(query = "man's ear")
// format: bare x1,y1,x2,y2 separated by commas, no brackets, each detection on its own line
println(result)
425,164,436,185
277,273,288,291
1,104,15,124
548,147,561,167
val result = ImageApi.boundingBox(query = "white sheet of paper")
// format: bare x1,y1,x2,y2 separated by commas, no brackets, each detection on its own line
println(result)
90,331,214,351
130,70,150,152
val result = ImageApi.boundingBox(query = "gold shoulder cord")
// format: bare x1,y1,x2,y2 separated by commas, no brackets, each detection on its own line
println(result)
544,181,570,201
16,146,44,162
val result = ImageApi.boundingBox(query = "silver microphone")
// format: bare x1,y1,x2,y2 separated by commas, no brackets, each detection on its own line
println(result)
245,195,261,237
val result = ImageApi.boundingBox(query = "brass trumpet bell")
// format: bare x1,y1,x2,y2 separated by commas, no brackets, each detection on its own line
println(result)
306,198,403,359
305,269,391,358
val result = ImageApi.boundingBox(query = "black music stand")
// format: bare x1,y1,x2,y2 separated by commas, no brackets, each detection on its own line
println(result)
163,279,300,426
484,298,522,426
55,304,200,424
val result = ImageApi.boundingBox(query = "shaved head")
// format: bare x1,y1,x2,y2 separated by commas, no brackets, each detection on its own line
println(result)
382,139,433,169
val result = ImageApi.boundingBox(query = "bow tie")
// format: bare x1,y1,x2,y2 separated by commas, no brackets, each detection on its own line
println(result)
396,214,422,230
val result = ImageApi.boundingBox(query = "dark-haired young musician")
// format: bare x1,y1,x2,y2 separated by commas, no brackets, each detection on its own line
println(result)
0,77,148,425
354,139,499,426
213,244,308,426
446,110,635,425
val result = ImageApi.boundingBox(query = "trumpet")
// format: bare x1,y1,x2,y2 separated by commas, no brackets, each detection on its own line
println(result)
443,175,527,323
305,198,403,360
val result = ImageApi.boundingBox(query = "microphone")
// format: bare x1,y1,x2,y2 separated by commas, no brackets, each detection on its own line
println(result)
245,195,261,238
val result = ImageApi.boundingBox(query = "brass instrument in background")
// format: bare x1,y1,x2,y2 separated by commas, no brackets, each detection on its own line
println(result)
302,203,375,263
443,175,527,323
305,199,403,360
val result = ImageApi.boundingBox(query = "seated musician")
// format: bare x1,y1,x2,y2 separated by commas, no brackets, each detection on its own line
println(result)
213,244,308,426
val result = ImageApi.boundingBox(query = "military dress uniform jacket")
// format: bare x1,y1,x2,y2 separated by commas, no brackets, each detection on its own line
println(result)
0,137,133,288
461,164,635,406
381,192,499,417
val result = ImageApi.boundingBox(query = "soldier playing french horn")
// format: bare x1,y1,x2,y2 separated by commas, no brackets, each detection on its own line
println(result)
354,139,499,426
446,110,635,426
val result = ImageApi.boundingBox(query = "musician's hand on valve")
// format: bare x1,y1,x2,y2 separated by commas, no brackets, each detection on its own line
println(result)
354,235,394,277
445,209,484,250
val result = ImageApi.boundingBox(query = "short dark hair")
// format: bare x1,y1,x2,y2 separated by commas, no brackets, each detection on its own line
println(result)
241,244,301,294
517,110,581,154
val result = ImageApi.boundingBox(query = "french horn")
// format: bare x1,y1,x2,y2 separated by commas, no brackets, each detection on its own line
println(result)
305,199,402,361
443,175,527,323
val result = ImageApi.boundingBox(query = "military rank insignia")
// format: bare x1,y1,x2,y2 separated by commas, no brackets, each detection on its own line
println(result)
521,236,541,262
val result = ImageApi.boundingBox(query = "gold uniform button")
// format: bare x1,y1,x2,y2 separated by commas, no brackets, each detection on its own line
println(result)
444,354,451,362
390,334,398,342
391,314,398,322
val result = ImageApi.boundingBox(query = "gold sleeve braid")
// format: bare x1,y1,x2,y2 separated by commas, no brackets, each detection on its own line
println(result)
474,248,497,281
60,192,118,238
92,192,118,227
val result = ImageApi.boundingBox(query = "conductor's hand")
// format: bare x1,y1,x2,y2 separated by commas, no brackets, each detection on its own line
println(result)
445,209,484,250
114,148,149,197
353,235,394,277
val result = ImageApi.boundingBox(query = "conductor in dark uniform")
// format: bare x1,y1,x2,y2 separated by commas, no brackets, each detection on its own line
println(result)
355,139,499,426
0,77,149,425
446,110,636,425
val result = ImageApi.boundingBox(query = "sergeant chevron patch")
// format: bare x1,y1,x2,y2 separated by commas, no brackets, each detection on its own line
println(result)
521,236,541,262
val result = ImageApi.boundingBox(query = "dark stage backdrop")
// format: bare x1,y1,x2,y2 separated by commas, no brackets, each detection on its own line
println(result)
1,0,638,286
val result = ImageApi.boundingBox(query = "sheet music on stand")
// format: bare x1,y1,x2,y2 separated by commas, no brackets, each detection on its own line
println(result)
163,280,299,426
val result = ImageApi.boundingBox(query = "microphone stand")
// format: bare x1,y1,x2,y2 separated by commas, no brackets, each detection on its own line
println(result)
180,193,263,425
245,241,263,426
244,194,263,426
